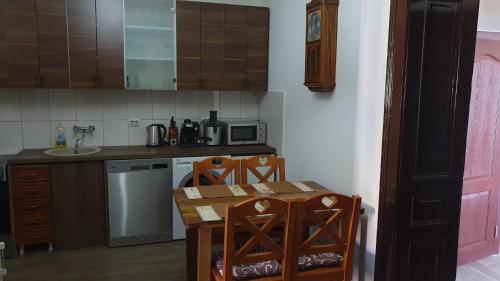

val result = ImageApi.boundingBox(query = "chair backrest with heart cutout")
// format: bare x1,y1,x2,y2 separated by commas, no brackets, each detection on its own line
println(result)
241,155,286,184
291,192,362,281
222,197,296,281
193,157,241,186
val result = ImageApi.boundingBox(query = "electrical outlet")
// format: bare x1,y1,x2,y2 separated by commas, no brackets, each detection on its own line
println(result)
129,118,141,127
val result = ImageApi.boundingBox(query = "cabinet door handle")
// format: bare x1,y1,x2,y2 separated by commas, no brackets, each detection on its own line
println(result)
126,76,130,88
30,205,40,209
31,220,40,225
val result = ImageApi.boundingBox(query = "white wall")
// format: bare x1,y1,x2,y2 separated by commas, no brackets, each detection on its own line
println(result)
267,0,390,279
478,0,500,31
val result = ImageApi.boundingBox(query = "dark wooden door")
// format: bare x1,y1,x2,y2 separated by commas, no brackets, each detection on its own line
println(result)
0,0,8,87
374,0,480,280
67,0,98,89
246,7,269,91
200,3,224,91
96,0,124,89
224,5,246,91
177,0,201,90
457,35,500,265
51,162,106,250
4,0,40,88
36,0,70,88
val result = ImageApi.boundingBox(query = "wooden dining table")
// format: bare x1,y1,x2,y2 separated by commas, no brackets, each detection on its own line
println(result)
173,181,348,281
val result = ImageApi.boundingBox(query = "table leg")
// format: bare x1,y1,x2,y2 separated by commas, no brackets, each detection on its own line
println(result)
197,227,213,281
186,229,198,281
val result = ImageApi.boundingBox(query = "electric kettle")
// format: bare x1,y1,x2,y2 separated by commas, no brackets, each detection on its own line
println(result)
146,124,167,147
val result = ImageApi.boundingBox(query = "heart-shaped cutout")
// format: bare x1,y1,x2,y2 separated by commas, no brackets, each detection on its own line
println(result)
258,157,269,166
255,200,271,214
322,196,338,208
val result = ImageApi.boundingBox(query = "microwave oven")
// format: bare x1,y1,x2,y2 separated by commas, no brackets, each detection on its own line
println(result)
223,121,267,146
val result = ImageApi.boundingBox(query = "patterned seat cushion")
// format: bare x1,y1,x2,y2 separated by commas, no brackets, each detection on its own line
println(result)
298,252,343,271
215,259,281,280
215,253,342,279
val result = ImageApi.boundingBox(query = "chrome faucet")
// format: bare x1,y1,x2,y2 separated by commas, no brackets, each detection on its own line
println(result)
73,126,95,154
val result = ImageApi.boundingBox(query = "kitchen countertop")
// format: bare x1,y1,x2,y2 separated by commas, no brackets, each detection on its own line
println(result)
8,145,277,165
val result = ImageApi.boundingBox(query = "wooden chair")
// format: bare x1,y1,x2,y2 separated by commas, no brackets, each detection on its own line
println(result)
193,156,241,186
241,155,286,184
290,193,362,281
212,197,296,281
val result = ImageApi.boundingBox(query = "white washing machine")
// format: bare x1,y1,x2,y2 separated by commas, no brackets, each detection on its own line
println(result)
172,155,232,240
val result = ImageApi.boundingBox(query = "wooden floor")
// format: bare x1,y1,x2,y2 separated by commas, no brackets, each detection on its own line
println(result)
4,241,187,281
457,254,500,281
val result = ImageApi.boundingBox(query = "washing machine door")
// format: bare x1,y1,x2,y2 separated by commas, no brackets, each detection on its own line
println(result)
178,170,231,187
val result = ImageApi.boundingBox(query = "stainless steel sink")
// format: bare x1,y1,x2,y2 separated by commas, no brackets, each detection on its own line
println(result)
43,147,102,157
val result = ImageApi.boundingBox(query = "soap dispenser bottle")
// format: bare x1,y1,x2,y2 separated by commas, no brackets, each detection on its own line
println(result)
54,124,67,149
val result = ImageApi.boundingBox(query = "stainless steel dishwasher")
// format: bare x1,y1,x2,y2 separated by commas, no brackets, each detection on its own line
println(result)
106,158,172,247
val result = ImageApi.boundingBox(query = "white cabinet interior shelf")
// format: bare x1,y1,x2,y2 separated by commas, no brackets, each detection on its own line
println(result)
124,0,176,90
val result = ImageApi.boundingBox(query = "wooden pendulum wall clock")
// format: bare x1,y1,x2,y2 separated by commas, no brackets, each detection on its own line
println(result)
304,0,339,92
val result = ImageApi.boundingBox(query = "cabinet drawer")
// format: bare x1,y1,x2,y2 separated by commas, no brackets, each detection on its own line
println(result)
15,213,52,228
12,166,50,183
13,182,50,199
15,228,52,245
14,198,51,214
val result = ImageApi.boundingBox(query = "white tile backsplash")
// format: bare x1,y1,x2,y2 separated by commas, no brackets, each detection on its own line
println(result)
0,122,23,154
198,92,217,120
22,121,51,149
102,90,128,120
76,90,103,121
221,92,241,119
104,120,129,146
152,91,176,120
0,89,21,121
129,119,151,145
20,89,50,121
128,91,153,119
0,89,283,154
240,92,259,119
49,89,76,121
176,91,198,120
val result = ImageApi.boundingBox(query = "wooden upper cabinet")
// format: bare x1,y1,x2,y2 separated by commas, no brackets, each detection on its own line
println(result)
96,0,124,89
67,0,98,89
246,7,269,91
177,0,201,90
4,0,40,88
36,0,70,88
200,3,224,91
177,2,269,92
224,5,246,91
0,0,8,87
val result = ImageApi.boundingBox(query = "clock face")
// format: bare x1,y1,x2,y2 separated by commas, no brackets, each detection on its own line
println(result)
307,10,321,42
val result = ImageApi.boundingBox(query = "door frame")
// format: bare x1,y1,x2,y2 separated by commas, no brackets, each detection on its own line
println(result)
374,0,480,279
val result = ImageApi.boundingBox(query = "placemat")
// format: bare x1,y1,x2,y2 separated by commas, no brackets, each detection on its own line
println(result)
251,183,276,195
195,206,222,222
184,187,202,199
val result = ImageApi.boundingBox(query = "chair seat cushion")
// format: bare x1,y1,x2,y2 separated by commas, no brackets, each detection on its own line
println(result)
214,252,342,279
215,259,282,280
298,252,343,271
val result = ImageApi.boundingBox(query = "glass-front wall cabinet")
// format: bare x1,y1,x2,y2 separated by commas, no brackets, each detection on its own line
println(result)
124,0,176,90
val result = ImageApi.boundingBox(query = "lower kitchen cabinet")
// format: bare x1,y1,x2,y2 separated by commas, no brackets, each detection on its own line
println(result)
51,162,106,250
11,165,54,255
